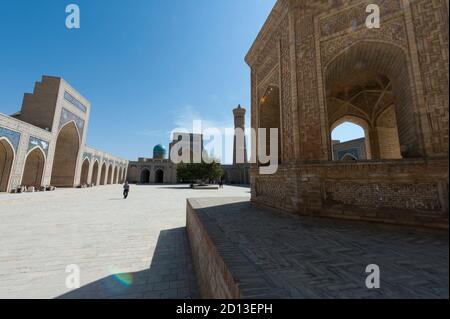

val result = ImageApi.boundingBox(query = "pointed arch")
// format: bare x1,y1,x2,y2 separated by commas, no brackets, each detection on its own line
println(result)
80,158,90,186
51,121,80,187
113,166,118,184
140,169,150,184
107,164,113,184
21,146,46,188
123,166,127,182
118,167,123,183
91,160,99,185
331,115,372,160
324,40,422,158
341,153,358,161
155,169,164,184
100,162,107,185
0,137,15,192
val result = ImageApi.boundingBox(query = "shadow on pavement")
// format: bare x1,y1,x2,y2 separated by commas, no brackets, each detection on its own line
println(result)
56,228,199,299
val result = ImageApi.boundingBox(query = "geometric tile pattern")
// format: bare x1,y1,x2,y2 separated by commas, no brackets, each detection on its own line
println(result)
0,126,21,153
28,136,49,156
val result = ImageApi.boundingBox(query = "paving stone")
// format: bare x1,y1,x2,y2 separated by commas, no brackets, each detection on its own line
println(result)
0,185,250,299
189,197,449,299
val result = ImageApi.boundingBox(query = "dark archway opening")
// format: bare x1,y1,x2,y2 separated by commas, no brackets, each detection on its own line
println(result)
80,159,90,186
100,163,107,185
51,122,80,187
22,148,45,188
155,169,164,184
140,169,150,184
0,138,14,192
118,167,123,184
107,165,113,185
91,161,99,186
113,167,118,184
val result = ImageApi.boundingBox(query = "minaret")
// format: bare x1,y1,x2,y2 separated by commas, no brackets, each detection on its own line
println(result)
233,105,248,165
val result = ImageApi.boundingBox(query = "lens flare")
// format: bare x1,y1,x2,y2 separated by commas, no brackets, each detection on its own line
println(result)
108,266,133,286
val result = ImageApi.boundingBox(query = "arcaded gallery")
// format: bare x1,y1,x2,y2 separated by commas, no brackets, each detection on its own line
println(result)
0,76,128,193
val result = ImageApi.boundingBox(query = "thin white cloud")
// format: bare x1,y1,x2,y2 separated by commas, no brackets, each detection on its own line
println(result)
172,104,232,131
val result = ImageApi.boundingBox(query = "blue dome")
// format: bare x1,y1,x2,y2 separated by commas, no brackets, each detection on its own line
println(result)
153,144,166,159
153,144,166,152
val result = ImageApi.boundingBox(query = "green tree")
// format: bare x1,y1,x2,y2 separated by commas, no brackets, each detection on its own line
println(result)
176,158,223,184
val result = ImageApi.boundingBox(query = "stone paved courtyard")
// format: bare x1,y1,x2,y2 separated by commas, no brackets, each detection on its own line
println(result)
189,198,449,299
1,185,448,299
0,185,250,299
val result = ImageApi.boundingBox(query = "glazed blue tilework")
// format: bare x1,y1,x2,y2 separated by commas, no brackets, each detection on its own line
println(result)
59,108,85,137
93,155,101,163
82,152,92,161
0,126,21,152
338,148,360,160
64,91,87,113
28,136,49,157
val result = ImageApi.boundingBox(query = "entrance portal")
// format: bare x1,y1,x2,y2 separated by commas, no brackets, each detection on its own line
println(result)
0,138,14,192
80,159,90,186
107,165,112,185
118,167,123,183
91,161,99,185
113,167,118,184
51,122,80,187
100,163,107,185
21,148,45,188
325,42,410,159
155,169,164,184
140,169,150,184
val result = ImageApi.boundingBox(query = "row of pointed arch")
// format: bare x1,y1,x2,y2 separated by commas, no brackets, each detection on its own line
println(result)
1,121,126,192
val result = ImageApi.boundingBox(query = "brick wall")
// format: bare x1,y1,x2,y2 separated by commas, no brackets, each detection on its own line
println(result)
246,0,448,227
186,199,241,299
252,159,449,229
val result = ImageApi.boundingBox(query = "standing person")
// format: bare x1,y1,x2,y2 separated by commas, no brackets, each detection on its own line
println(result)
123,181,130,199
219,179,224,189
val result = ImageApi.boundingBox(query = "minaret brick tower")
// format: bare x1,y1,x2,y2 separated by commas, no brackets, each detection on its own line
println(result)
233,104,248,164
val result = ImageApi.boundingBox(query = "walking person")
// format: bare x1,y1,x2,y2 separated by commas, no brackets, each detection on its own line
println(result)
123,181,130,199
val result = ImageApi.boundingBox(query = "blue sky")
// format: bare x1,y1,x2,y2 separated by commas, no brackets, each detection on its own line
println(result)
331,123,364,142
0,0,362,163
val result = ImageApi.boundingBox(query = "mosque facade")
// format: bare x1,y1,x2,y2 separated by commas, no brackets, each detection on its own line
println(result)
0,76,128,193
126,144,177,184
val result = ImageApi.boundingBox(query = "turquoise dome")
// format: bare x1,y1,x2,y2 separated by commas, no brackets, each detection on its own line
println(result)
153,144,166,159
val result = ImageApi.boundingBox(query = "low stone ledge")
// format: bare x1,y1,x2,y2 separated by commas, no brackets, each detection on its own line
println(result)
186,198,243,299
192,185,219,190
186,197,449,299
187,198,282,299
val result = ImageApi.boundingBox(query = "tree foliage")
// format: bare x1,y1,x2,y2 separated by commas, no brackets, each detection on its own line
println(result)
177,160,223,183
